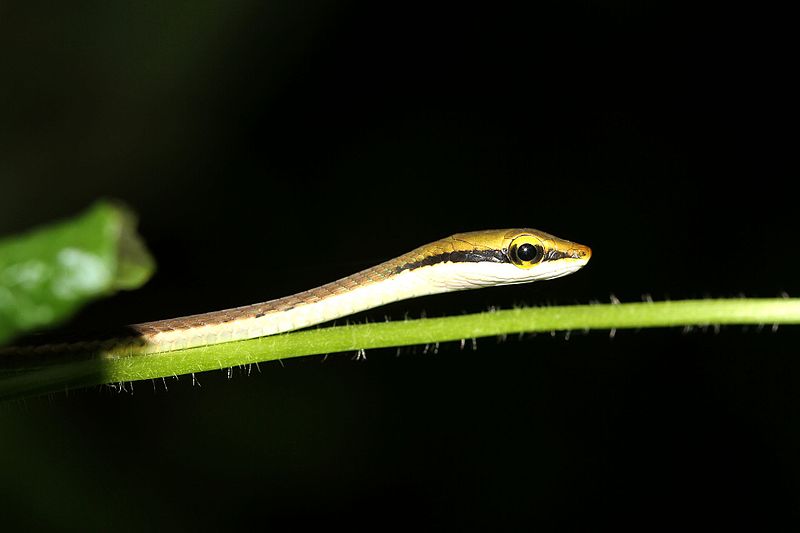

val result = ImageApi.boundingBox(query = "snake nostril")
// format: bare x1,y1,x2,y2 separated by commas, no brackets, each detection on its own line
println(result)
569,247,591,259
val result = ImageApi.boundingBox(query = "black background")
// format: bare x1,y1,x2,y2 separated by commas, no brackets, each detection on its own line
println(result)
1,2,798,530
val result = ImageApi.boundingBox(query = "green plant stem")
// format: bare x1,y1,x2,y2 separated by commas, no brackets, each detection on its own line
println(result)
2,298,800,400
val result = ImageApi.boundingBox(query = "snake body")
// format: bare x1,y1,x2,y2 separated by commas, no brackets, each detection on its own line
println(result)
3,228,590,358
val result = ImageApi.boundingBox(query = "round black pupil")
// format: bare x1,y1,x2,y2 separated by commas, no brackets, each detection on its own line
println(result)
517,243,538,262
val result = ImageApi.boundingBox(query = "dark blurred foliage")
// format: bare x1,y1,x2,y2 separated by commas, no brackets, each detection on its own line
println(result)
1,1,798,530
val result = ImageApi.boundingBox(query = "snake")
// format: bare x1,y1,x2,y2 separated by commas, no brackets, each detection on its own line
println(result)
3,228,590,359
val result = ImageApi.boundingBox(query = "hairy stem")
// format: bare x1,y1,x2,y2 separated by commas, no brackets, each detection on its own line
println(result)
2,298,799,400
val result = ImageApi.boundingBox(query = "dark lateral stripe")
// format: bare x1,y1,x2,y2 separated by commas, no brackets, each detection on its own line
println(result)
397,249,509,272
544,249,571,261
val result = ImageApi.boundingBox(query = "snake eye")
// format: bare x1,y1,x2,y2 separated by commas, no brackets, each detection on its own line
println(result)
516,243,539,262
509,236,544,268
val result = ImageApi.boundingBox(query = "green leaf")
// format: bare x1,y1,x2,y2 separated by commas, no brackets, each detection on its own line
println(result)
0,202,155,345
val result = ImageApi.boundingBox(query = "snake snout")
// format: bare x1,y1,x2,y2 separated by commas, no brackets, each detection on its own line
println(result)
568,245,592,261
